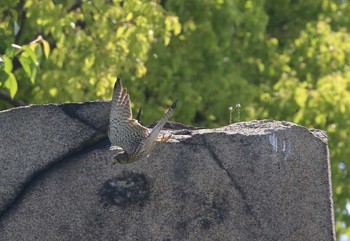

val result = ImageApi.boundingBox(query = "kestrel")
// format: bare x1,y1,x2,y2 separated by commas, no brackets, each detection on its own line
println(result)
108,77,178,164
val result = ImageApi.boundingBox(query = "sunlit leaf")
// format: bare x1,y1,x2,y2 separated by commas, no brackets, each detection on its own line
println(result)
49,87,58,97
18,54,37,84
2,56,13,73
4,72,18,98
5,46,17,58
295,85,308,108
126,12,133,21
22,45,38,66
30,66,38,83
42,39,50,58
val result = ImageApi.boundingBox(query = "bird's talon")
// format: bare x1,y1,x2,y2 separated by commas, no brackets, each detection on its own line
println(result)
157,133,172,142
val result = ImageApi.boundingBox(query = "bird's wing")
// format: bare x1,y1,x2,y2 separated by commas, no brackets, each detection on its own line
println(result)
108,78,150,154
146,99,178,143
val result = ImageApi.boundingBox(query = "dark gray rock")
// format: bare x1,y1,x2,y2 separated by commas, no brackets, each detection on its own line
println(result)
0,101,109,215
0,102,335,241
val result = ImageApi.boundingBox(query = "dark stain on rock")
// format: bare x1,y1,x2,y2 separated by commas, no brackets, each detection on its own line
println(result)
174,192,230,239
211,196,229,222
99,171,151,208
176,220,188,231
200,218,212,230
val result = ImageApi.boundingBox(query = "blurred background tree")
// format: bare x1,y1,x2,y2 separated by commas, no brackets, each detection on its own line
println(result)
1,0,350,238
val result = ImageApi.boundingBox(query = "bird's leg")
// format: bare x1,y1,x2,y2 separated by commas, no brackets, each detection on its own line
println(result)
156,133,172,142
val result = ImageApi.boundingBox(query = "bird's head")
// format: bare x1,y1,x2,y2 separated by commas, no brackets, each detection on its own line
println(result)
112,151,130,164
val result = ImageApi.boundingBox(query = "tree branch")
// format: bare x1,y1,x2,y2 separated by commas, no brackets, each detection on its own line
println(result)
0,89,27,107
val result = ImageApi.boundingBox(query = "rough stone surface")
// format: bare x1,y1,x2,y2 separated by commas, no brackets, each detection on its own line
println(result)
0,102,335,241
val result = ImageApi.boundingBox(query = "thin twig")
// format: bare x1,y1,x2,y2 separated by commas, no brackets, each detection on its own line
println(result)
0,89,26,107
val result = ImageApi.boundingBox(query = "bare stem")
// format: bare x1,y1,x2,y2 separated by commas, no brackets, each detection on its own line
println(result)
0,89,26,107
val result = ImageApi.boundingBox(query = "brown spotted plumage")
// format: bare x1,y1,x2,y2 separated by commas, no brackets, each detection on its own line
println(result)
108,77,177,164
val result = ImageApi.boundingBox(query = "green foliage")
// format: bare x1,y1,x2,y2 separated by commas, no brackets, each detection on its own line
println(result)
0,36,48,98
1,0,350,238
1,0,181,104
0,1,49,99
141,0,268,126
17,0,181,104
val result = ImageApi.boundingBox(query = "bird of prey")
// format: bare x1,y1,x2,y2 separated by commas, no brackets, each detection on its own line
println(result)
108,77,178,164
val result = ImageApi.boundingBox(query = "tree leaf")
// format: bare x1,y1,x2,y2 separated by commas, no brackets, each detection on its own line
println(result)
0,69,9,84
42,39,50,58
2,56,13,73
19,54,37,84
4,72,18,98
22,45,38,66
30,66,38,84
5,46,17,58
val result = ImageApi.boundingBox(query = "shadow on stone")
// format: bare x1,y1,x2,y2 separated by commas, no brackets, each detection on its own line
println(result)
99,171,151,208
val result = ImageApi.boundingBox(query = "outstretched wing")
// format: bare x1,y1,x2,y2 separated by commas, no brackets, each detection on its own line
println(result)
108,77,150,154
146,99,178,143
